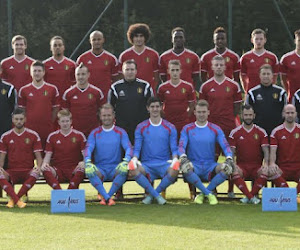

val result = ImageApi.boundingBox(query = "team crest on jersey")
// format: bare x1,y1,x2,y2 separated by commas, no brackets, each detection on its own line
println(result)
88,93,94,99
24,138,30,144
225,57,230,63
181,88,186,94
294,133,300,139
225,86,230,92
273,93,278,99
25,64,29,70
186,58,191,64
43,90,48,96
264,58,270,64
145,57,150,63
104,60,109,66
253,133,259,140
71,137,77,143
64,65,69,70
137,87,143,94
1,89,7,95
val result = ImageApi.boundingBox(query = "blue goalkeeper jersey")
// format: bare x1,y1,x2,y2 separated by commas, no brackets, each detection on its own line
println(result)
85,125,133,165
133,119,178,163
179,122,232,163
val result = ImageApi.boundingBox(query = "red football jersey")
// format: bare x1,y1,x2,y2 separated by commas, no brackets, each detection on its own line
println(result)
76,50,118,98
43,56,76,97
0,55,34,92
119,46,159,89
159,49,200,87
200,48,240,79
18,82,60,146
280,51,300,101
157,80,196,127
0,128,42,170
229,124,268,165
45,129,86,170
199,77,242,134
240,49,279,92
270,123,300,166
62,84,104,137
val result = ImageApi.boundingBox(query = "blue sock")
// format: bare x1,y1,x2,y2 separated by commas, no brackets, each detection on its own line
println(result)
156,173,176,194
108,174,127,197
207,172,227,191
184,171,210,195
134,173,159,198
89,175,110,200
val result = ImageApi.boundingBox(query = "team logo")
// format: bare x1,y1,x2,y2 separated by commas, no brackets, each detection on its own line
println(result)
64,65,69,70
186,58,191,64
273,93,278,99
24,138,30,144
264,58,270,64
181,88,186,94
43,90,48,96
1,89,7,95
137,87,143,94
225,86,230,92
225,57,230,63
71,137,77,143
25,64,29,70
294,133,300,139
145,57,150,63
253,133,259,140
88,93,94,99
104,60,109,66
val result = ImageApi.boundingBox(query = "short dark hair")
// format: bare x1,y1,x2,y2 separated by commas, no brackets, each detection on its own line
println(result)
31,60,45,71
171,27,185,36
251,28,266,38
259,64,273,73
147,96,162,107
213,26,226,34
76,62,89,72
127,23,151,44
196,99,209,109
50,36,65,46
13,107,26,116
241,104,254,112
122,59,137,70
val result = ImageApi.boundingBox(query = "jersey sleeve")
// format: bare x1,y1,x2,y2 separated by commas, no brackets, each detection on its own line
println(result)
79,133,87,153
169,125,178,157
228,130,236,148
45,134,54,153
152,52,159,72
234,84,242,103
111,56,119,76
70,62,76,84
272,54,279,74
8,86,17,113
107,86,118,108
159,56,167,76
240,55,247,75
192,54,200,74
84,131,96,161
133,125,143,159
270,130,278,147
156,85,164,101
216,127,232,157
260,129,269,146
178,126,189,156
0,134,8,154
96,88,105,107
120,130,133,161
200,54,208,73
187,85,196,102
52,86,60,107
33,133,43,152
198,83,207,100
145,84,154,99
18,87,26,108
233,54,240,72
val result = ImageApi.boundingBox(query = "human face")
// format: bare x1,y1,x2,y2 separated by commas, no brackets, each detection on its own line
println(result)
50,39,65,57
259,68,273,86
76,67,90,86
147,102,162,119
168,64,181,81
122,63,137,81
172,31,185,49
133,33,145,47
194,105,209,124
12,114,26,130
211,59,226,76
283,105,297,124
90,32,104,51
251,33,266,50
295,35,300,50
58,116,72,131
213,32,227,49
100,108,114,127
31,66,45,82
242,108,255,126
12,39,27,56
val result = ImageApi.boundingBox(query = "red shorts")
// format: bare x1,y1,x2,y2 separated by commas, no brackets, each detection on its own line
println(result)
6,169,32,184
54,167,84,183
238,164,261,180
280,164,300,182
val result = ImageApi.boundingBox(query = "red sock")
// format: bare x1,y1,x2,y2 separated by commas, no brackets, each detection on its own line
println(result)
0,179,19,203
17,176,37,198
251,176,267,196
68,171,85,189
233,177,253,199
43,171,61,190
272,176,289,188
228,179,234,193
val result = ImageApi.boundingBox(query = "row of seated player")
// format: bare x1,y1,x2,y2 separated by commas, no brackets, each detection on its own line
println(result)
1,98,299,208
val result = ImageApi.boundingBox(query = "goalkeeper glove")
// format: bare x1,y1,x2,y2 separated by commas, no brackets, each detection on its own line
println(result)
116,159,129,176
85,159,98,178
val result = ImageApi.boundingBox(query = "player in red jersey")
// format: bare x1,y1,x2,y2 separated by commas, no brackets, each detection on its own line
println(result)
240,28,279,93
157,60,196,135
18,61,60,148
76,30,119,100
0,35,34,92
0,108,43,208
41,109,86,190
119,23,159,91
62,63,105,137
201,27,240,83
280,29,300,102
159,27,200,87
229,105,286,204
43,36,76,99
270,104,300,203
199,55,242,138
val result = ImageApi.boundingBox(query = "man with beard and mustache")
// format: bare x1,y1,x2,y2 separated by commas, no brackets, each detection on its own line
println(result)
229,105,287,204
270,104,300,203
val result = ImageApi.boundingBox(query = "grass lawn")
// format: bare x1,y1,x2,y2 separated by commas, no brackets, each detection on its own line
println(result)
0,180,299,249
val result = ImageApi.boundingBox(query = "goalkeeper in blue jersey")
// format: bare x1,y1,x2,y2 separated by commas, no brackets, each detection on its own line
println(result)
131,97,180,204
85,103,164,205
178,100,234,205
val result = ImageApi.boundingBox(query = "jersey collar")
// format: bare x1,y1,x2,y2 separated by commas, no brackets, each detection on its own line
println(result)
195,121,208,128
242,124,254,133
149,118,162,126
102,125,115,132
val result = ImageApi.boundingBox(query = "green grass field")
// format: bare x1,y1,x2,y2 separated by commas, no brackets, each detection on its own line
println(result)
1,180,299,249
